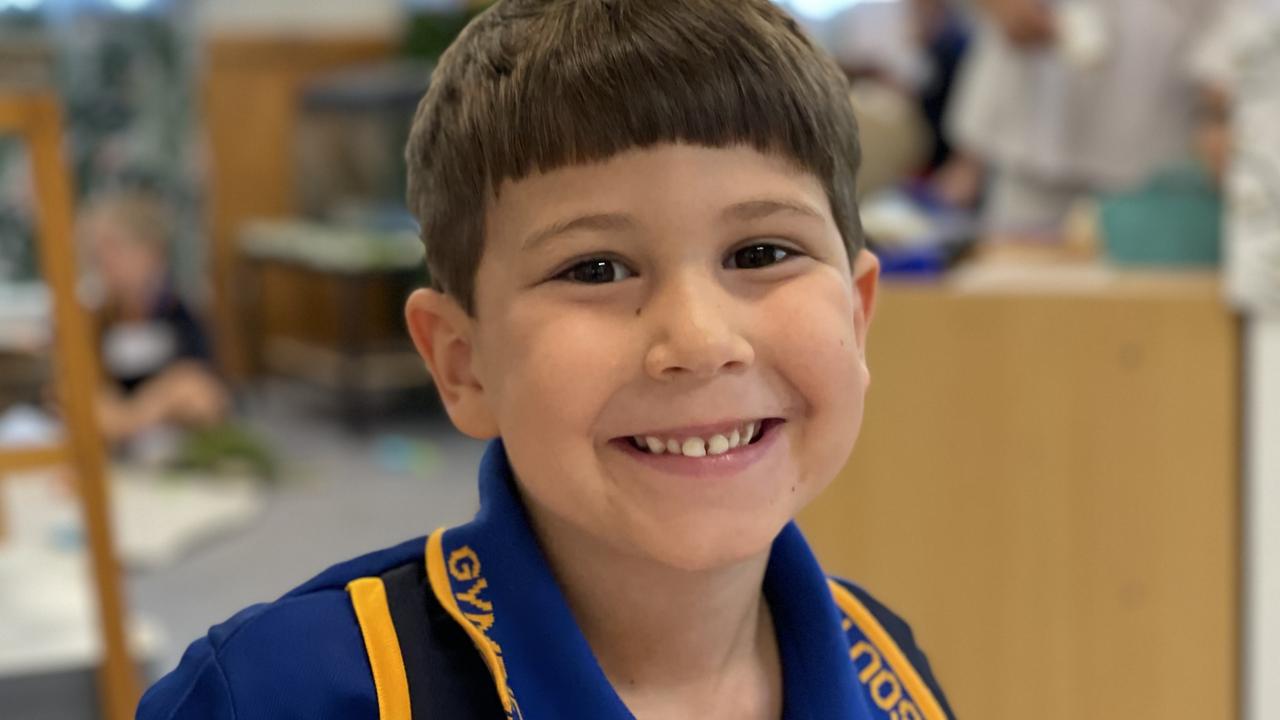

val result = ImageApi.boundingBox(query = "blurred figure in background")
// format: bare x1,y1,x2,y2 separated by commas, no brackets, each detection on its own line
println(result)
910,0,973,174
78,192,228,448
948,0,1224,236
1187,0,1250,187
821,0,974,198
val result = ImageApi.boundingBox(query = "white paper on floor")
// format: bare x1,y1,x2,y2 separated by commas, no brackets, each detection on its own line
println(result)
2,465,265,571
0,545,161,677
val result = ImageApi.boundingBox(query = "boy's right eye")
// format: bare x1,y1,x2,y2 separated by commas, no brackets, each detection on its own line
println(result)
556,258,635,284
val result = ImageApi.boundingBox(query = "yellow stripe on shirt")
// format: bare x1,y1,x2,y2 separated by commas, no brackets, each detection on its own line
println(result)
348,577,412,720
425,528,518,716
828,579,948,720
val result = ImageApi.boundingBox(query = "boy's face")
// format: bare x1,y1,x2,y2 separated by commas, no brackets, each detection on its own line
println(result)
408,143,878,572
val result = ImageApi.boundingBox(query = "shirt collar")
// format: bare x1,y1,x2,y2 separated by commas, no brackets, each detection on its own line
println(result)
425,439,874,719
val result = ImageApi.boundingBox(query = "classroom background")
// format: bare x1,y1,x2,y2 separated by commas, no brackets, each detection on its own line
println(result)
0,0,1277,718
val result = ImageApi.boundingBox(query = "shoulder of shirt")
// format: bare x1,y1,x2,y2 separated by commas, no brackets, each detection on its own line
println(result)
137,536,428,720
827,576,958,720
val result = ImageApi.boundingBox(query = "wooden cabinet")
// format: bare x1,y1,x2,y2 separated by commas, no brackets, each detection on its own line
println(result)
201,35,394,381
800,264,1240,719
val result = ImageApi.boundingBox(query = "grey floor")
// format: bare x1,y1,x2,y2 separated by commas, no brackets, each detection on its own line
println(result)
128,383,489,679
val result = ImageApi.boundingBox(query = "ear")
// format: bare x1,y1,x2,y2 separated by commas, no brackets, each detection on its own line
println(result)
850,248,880,359
405,288,499,439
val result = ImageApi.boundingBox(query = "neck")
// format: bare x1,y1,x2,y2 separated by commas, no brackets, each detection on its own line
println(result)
528,508,783,719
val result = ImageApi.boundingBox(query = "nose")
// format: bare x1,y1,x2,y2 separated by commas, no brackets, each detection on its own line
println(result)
643,273,754,381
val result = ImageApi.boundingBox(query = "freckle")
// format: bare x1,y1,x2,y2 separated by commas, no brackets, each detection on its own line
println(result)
791,484,796,493
635,307,642,317
839,339,845,347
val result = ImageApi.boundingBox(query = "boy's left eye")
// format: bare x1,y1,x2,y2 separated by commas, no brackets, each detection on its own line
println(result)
726,243,793,270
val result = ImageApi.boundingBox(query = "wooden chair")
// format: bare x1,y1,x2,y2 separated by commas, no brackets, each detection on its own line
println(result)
0,91,140,720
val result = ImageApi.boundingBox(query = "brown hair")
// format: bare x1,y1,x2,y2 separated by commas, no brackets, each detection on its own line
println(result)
406,0,862,313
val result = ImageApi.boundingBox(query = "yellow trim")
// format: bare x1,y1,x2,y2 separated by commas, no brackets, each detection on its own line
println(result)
347,578,412,720
425,529,516,714
828,580,948,720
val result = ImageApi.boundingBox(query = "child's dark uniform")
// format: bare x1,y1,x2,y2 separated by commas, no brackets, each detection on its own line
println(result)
99,283,216,394
138,442,954,719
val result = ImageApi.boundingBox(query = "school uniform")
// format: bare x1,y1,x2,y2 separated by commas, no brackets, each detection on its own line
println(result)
138,441,955,720
99,283,216,394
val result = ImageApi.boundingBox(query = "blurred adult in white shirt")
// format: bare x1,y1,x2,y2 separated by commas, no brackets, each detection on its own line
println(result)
948,0,1223,235
821,0,933,90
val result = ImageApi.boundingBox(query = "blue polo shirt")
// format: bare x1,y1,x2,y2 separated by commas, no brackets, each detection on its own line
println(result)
138,441,954,719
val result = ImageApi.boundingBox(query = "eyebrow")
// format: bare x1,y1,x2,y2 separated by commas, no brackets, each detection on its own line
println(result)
722,198,825,223
521,213,637,252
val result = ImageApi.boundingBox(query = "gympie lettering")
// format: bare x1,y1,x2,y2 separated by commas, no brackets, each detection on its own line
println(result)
845,618,924,720
448,546,497,631
448,545,523,719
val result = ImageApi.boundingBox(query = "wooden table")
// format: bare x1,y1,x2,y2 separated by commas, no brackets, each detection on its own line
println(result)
800,258,1240,719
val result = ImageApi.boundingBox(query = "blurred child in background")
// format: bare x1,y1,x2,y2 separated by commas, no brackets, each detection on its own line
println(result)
78,192,227,448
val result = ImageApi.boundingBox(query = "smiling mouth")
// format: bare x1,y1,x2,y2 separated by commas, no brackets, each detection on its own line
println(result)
621,418,784,458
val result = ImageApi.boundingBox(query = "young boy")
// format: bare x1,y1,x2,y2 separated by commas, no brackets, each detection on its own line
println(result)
138,1,954,718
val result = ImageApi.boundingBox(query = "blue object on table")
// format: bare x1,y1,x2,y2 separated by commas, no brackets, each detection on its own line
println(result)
867,191,977,277
874,245,954,276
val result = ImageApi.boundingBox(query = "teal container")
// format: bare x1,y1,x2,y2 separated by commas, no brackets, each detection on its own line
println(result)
1099,162,1223,267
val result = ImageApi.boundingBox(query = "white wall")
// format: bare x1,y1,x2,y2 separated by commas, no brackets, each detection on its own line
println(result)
1247,319,1280,720
1233,2,1280,718
195,0,404,37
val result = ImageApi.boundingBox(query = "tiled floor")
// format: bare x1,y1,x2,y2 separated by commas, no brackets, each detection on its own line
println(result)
128,384,488,678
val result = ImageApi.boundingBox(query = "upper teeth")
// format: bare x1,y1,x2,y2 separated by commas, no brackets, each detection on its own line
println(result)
634,421,761,457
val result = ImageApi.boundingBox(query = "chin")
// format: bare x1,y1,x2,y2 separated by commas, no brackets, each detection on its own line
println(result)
627,514,789,574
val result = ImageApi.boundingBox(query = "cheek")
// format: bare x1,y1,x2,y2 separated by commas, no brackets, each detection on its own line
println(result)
768,274,865,401
765,275,867,484
484,301,636,440
480,302,640,526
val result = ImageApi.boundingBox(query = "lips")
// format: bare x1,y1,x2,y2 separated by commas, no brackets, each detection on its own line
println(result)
619,418,783,458
611,417,786,479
